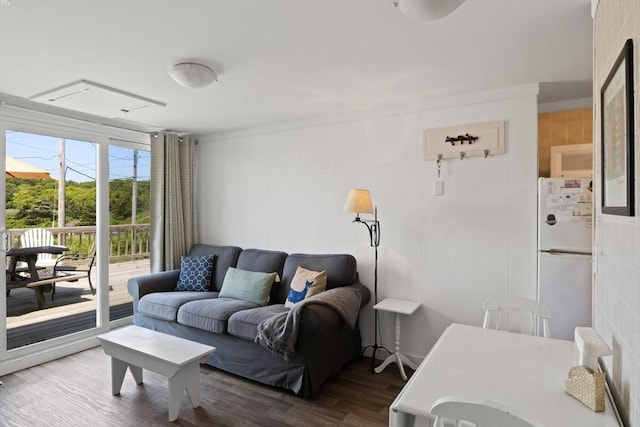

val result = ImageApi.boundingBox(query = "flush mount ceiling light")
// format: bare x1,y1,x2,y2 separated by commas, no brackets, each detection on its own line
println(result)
393,0,466,21
168,62,217,89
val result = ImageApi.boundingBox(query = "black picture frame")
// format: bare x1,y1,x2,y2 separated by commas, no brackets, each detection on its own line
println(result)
601,38,634,216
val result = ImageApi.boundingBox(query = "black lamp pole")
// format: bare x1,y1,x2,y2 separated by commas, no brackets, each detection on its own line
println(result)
354,207,387,373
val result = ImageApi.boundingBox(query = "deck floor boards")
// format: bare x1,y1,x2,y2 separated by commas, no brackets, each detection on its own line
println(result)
5,259,149,348
6,303,133,349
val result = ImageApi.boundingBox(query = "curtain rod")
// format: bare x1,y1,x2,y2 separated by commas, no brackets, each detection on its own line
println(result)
151,133,198,144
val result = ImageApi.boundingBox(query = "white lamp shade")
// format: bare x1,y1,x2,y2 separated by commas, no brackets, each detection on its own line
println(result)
343,189,374,214
169,62,217,89
394,0,466,21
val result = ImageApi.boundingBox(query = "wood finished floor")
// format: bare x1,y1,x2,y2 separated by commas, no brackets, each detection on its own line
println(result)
0,347,411,427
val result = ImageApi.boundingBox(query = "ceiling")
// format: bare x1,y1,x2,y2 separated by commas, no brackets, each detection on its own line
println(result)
0,0,594,136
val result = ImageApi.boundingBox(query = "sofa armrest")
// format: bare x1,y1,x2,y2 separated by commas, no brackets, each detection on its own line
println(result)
127,269,180,311
296,283,370,347
350,281,371,309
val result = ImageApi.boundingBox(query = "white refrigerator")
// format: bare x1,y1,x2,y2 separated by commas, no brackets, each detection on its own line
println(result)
537,177,593,341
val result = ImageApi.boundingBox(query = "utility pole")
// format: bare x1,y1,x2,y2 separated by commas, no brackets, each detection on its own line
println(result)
58,138,66,237
131,149,138,258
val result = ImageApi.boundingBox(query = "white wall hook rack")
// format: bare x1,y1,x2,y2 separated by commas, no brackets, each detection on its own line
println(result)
423,120,505,161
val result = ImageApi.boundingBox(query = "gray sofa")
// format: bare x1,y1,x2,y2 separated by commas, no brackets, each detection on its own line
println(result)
127,244,371,396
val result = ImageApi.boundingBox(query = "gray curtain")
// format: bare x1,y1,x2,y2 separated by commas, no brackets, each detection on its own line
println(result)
149,132,197,272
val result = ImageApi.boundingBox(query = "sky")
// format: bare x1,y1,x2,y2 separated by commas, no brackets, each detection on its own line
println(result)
5,130,150,183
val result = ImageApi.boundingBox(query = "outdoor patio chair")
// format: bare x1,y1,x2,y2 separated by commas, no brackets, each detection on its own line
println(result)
52,245,96,298
19,228,59,268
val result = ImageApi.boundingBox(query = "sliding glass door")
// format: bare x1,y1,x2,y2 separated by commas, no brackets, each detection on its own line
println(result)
108,144,151,321
4,131,98,349
0,111,151,372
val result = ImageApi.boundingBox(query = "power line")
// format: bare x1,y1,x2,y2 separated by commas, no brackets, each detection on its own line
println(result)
66,157,96,168
7,137,150,182
6,140,58,156
66,166,95,181
8,139,98,171
12,155,57,161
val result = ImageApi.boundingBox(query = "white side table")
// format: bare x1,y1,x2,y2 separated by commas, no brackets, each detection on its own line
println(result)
373,297,421,381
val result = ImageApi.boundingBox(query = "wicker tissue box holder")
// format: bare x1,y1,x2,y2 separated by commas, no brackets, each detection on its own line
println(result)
565,365,605,412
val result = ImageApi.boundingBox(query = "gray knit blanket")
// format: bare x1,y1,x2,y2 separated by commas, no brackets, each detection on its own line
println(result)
255,286,362,359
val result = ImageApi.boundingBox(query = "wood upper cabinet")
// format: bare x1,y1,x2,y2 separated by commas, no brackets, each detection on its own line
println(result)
538,108,593,177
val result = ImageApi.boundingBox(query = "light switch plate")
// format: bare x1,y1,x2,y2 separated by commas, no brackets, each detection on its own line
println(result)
433,181,444,196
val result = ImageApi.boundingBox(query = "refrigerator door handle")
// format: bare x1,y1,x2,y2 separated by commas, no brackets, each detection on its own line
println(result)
543,249,592,256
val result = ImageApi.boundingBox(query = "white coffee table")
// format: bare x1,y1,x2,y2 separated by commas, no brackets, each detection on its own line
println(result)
374,298,421,381
97,325,216,422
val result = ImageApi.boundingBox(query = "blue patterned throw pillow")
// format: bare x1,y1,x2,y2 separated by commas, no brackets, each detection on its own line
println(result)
175,255,215,291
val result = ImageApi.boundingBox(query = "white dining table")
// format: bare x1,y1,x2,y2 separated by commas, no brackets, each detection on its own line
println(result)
389,323,621,427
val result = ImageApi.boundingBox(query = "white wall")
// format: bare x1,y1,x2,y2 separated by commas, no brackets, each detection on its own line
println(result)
196,84,539,359
593,1,640,425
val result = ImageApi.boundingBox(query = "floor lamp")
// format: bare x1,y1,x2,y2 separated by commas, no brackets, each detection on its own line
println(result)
343,189,388,373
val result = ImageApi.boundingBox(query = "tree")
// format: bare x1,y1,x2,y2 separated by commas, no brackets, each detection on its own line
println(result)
65,182,96,225
5,178,151,228
109,178,150,224
8,179,57,227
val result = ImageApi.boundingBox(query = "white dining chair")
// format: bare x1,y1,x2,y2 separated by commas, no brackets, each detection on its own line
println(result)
413,412,477,427
482,295,552,338
429,397,538,427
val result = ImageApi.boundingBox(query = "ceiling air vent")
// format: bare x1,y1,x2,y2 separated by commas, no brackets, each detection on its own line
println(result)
30,79,166,119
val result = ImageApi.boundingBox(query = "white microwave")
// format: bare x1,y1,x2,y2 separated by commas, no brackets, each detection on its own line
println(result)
550,143,593,178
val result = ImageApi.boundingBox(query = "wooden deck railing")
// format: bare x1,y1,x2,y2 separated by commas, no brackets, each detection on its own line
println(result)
6,224,150,262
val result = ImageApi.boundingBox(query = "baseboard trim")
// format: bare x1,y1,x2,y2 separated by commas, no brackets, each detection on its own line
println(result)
0,336,99,376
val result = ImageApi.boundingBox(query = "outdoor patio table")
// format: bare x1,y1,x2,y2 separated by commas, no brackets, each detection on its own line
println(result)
6,245,68,308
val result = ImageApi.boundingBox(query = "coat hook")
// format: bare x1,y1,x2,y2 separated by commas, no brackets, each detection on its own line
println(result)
445,133,478,145
460,151,465,160
484,149,489,158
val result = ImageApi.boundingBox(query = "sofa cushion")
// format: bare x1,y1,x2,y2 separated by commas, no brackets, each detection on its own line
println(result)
284,266,327,308
236,248,288,275
175,254,215,291
218,267,278,306
236,248,288,304
188,244,242,292
177,297,259,333
138,291,219,321
274,254,358,304
227,305,289,341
